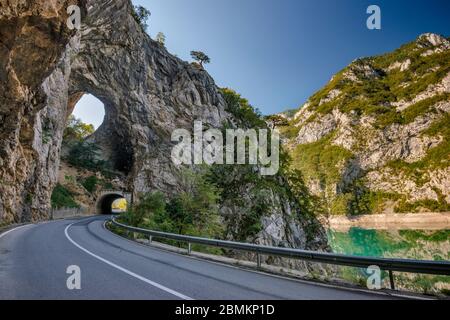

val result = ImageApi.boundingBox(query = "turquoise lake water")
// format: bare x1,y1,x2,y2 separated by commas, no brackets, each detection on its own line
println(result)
326,228,450,294
327,228,449,261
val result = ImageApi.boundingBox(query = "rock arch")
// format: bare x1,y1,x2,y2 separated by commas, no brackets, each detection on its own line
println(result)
0,0,228,223
0,1,330,262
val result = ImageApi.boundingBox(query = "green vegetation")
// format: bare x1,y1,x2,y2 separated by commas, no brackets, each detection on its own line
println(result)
51,184,78,209
207,146,322,241
277,36,450,216
155,32,166,47
117,88,322,244
60,116,116,202
264,114,289,128
81,175,98,193
220,88,266,128
63,116,111,172
66,141,111,173
345,183,401,216
291,132,353,192
395,197,450,213
63,115,94,142
206,164,272,240
190,51,211,68
376,93,449,128
399,230,450,243
62,116,107,170
424,112,450,137
328,227,450,294
131,5,151,31
293,40,450,128
386,112,450,189
321,186,401,217
278,124,300,140
42,128,52,145
122,170,223,239
118,170,224,254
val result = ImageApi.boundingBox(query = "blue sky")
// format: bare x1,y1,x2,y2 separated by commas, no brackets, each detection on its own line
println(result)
74,0,450,127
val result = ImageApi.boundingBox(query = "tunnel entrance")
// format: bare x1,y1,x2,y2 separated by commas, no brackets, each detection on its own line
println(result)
96,191,131,215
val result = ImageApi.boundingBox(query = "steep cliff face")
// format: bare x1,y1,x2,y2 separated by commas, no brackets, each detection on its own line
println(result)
0,0,81,224
0,1,327,253
278,33,450,216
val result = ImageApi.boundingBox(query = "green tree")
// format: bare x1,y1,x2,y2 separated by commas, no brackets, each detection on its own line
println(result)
63,115,95,143
156,32,166,46
167,169,222,237
190,51,211,68
66,141,109,172
265,114,289,129
132,5,151,31
81,175,99,194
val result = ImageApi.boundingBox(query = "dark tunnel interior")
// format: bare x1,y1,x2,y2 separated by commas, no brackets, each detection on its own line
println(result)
97,194,126,215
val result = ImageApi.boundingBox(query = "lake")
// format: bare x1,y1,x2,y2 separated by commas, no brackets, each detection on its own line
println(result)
326,227,450,295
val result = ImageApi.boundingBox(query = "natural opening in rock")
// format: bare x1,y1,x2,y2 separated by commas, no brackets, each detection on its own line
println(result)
71,94,106,130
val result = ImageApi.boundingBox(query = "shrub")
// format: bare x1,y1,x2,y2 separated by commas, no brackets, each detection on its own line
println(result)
220,88,266,128
63,115,95,144
82,175,98,194
51,184,78,209
122,170,224,241
124,191,167,227
291,132,353,186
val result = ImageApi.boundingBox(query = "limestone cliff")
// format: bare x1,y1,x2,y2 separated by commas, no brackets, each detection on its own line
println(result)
0,0,82,225
277,33,450,216
0,0,328,253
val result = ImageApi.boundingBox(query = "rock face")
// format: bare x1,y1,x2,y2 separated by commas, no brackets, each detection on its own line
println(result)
0,0,81,225
279,33,450,216
0,0,228,224
0,0,327,254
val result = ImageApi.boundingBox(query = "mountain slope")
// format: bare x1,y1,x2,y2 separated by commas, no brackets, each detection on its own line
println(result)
277,33,450,216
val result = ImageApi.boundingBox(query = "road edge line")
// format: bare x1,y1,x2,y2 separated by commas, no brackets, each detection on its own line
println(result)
0,224,32,239
64,221,194,301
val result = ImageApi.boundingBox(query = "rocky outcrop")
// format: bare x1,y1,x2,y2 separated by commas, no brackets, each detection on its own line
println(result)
0,1,328,254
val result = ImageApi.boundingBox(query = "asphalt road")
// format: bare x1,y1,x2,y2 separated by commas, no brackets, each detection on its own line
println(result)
0,216,398,300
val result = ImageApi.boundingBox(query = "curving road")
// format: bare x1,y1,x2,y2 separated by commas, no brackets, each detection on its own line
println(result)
0,216,399,300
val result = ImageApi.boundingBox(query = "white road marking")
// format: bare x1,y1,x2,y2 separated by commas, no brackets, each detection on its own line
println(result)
64,222,193,300
0,225,32,239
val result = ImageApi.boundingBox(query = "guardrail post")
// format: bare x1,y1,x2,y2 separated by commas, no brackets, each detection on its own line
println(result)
389,270,395,290
188,243,192,255
257,253,261,269
148,235,153,245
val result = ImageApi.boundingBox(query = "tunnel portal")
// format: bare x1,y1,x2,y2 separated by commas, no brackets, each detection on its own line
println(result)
96,191,131,215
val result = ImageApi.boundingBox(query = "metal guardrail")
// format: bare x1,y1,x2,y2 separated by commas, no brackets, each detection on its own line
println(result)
110,217,450,290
